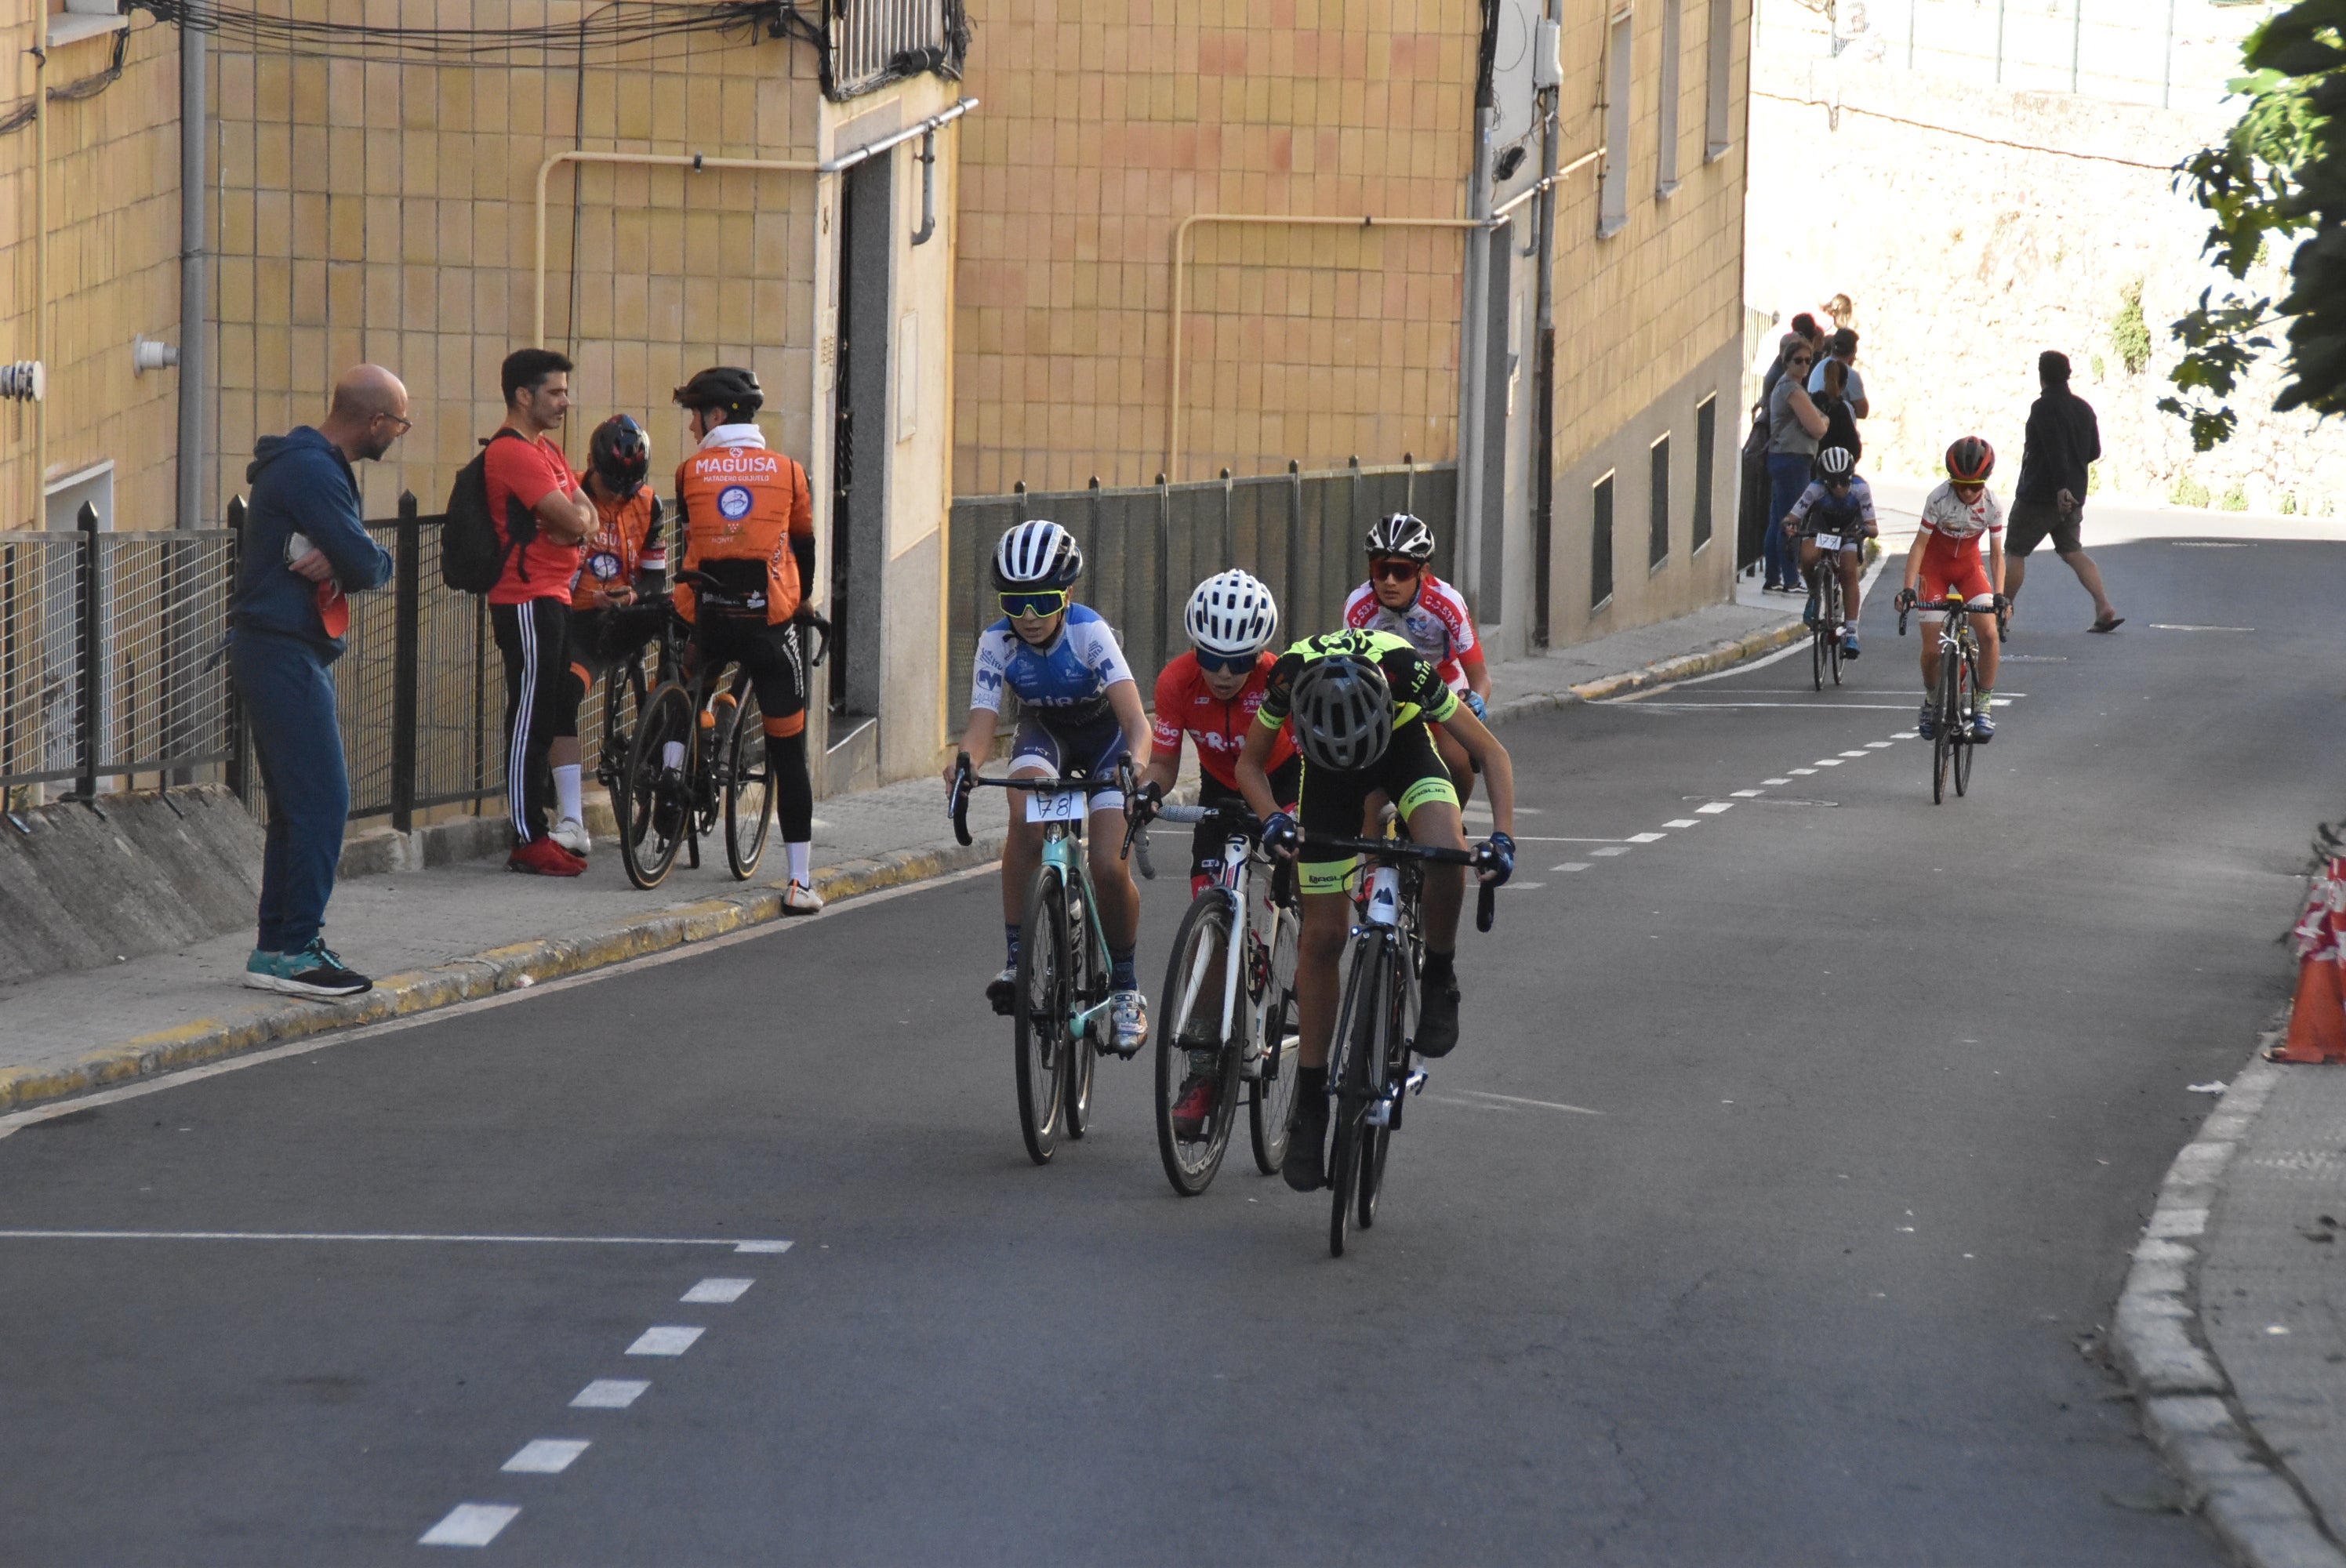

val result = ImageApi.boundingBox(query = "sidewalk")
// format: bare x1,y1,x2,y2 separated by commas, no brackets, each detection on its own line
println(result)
0,586,1807,1116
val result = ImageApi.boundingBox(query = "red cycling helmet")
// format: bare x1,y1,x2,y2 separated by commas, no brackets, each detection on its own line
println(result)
1945,436,1996,485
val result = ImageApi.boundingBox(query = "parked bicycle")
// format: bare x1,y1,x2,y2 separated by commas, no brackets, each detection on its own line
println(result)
949,752,1138,1165
1898,586,2003,804
1309,822,1498,1258
1130,800,1303,1196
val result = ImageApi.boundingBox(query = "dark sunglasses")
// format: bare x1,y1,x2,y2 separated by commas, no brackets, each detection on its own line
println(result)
999,590,1067,618
1370,557,1422,583
1194,648,1256,675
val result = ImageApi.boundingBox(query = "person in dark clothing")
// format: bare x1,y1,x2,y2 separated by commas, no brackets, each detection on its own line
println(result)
228,364,408,996
1813,358,1862,470
2007,350,2121,633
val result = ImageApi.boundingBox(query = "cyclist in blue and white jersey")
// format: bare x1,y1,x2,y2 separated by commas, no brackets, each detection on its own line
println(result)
1782,445,1878,659
946,520,1153,1055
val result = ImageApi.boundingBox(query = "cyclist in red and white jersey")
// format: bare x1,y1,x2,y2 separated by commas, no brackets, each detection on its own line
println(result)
1894,436,2009,742
1342,513,1493,800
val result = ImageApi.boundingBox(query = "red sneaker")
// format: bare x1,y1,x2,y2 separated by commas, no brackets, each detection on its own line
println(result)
507,836,586,877
1171,1075,1218,1139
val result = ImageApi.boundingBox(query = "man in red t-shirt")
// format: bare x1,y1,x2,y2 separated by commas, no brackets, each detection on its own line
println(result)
485,348,598,875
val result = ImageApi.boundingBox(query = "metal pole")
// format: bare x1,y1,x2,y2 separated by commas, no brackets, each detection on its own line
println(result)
1219,466,1233,564
390,492,420,834
225,495,248,805
180,19,207,530
74,502,101,802
1996,0,2006,85
2070,0,2083,95
32,0,49,536
1531,24,1560,649
1153,473,1171,673
1456,107,1495,619
1908,0,1918,70
2163,0,2176,108
1285,459,1304,636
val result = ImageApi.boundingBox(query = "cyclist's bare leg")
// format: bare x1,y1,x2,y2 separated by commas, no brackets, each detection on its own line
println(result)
1972,606,2001,690
1433,722,1476,809
1404,799,1470,956
998,764,1051,924
1839,548,1863,626
1294,889,1351,1070
1084,804,1139,956
1797,537,1821,599
1919,616,1943,693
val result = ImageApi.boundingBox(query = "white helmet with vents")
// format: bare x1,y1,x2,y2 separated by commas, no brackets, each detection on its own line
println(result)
992,519,1084,590
1184,570,1280,659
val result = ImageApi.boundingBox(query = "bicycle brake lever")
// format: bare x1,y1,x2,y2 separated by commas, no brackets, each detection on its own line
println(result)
1476,881,1496,934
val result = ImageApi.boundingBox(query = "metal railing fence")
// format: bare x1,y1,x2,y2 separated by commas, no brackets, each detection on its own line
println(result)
832,0,961,97
947,459,1458,720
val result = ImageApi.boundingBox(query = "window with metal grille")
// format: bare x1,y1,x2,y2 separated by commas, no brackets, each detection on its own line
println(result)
1693,395,1717,552
832,0,961,98
1591,471,1615,610
1650,434,1672,570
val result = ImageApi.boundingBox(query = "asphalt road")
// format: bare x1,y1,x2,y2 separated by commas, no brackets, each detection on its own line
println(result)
1,535,2333,1565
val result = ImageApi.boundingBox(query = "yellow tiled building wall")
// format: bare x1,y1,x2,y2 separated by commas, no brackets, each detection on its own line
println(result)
953,0,1484,495
0,18,182,530
211,27,825,522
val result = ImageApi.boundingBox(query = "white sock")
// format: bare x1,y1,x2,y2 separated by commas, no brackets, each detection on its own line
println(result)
554,764,583,824
787,840,811,885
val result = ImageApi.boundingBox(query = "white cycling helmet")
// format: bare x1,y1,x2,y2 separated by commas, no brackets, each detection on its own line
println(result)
1817,446,1856,477
1184,569,1280,659
993,519,1083,590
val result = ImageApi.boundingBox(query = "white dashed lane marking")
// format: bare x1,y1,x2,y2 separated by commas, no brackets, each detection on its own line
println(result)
681,1277,755,1304
571,1379,649,1409
1591,847,1632,858
1552,862,1592,872
1695,802,1734,814
1663,818,1699,828
419,1503,521,1547
626,1326,704,1356
1625,832,1667,843
503,1439,590,1475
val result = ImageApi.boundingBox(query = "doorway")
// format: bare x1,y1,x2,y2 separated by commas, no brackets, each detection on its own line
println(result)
829,154,892,740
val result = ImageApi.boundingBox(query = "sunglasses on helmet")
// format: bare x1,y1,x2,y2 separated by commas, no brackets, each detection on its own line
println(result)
1370,557,1422,583
999,589,1067,618
1194,648,1256,675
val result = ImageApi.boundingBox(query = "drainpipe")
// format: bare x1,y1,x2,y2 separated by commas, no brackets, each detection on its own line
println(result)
910,128,938,245
31,0,49,528
179,20,206,528
1455,103,1494,619
1531,13,1561,648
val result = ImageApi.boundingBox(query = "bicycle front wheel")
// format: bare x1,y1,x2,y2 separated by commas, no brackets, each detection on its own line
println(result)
1357,952,1405,1232
595,655,642,793
1811,620,1827,692
723,683,773,880
1014,866,1071,1165
1249,905,1302,1176
1327,932,1388,1258
1154,891,1240,1196
1954,653,1977,797
620,683,694,889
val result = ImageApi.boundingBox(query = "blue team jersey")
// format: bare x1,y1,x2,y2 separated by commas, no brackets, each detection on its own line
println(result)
970,603,1136,715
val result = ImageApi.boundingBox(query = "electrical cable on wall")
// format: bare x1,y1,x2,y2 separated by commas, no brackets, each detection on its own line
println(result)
125,0,823,64
0,25,133,136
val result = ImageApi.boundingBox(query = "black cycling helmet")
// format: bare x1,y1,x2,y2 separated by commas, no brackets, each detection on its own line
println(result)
673,365,764,426
1363,512,1436,561
1287,653,1393,771
589,414,651,494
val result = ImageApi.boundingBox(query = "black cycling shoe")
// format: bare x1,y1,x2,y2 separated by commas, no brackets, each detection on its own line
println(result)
1282,1105,1328,1192
986,966,1017,1017
1414,983,1462,1058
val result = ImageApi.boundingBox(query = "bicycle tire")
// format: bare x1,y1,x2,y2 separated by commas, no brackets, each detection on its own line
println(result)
722,681,773,880
620,683,694,889
1811,618,1826,692
1062,877,1098,1141
1248,902,1302,1175
1328,931,1386,1258
1154,891,1240,1196
1013,866,1070,1165
595,655,641,793
1360,942,1411,1230
1954,648,1976,797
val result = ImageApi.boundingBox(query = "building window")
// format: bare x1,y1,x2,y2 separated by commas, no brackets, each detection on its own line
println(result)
1693,395,1718,552
1706,0,1733,162
1599,7,1634,238
1657,0,1683,194
1649,435,1672,570
1591,471,1615,610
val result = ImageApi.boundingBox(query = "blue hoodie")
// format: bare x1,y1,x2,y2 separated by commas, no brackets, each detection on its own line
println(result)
231,426,394,659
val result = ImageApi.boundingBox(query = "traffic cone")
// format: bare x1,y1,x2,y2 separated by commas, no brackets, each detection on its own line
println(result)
2272,949,2346,1063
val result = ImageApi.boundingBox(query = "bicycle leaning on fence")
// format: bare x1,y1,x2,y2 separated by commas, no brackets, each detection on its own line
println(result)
950,751,1140,1165
1131,799,1304,1196
1898,586,2003,804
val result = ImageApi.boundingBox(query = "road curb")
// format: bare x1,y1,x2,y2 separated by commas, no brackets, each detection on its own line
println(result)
1487,615,1809,724
0,836,1005,1116
2112,1014,2346,1568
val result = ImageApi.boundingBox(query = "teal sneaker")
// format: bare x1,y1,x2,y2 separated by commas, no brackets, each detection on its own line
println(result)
245,938,372,999
242,948,289,992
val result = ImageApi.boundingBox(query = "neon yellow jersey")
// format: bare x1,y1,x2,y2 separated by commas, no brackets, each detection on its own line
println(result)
1255,628,1461,735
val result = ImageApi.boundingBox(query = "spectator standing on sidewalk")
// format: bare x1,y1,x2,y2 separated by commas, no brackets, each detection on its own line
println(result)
1807,328,1869,419
229,364,409,997
2007,350,2123,633
1763,314,1823,399
1764,338,1829,593
485,348,598,876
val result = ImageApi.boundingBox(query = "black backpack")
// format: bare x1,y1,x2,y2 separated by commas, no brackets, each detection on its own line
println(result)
441,427,537,593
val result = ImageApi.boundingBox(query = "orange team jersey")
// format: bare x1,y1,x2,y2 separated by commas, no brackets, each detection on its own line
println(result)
673,423,815,626
569,474,666,611
1149,650,1297,792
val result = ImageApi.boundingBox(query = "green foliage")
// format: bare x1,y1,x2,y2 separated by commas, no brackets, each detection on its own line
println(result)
2087,463,2102,495
2112,279,2153,376
2221,480,2250,510
2090,352,2107,379
2171,473,2214,508
2282,491,2301,513
2166,0,2346,445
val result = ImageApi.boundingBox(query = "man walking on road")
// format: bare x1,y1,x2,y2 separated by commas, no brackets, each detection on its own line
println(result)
2007,350,2122,633
486,348,598,877
229,364,409,996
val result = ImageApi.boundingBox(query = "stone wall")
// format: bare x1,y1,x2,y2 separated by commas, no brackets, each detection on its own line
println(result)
1744,36,2346,514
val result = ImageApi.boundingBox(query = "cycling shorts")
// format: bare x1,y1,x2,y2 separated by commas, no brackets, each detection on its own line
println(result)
565,603,668,684
1010,705,1131,813
1189,760,1301,884
1917,561,1995,618
692,611,808,736
1295,723,1458,896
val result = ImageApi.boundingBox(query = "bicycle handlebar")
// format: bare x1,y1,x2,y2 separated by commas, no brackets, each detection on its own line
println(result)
948,754,1137,851
1294,833,1501,933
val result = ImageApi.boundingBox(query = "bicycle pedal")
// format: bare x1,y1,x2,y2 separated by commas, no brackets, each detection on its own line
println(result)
1404,1069,1428,1095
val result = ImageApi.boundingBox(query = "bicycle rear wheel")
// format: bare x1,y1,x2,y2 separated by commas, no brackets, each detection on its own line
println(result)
1358,960,1408,1231
1154,892,1240,1196
1013,866,1070,1165
1248,904,1302,1176
722,681,773,880
1062,878,1098,1141
1811,620,1826,691
620,683,693,889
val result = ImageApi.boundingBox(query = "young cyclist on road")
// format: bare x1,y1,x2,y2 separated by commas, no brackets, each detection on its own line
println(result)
1233,628,1517,1193
1131,569,1301,1136
1894,436,2008,741
545,415,669,856
1342,513,1493,803
947,521,1154,1058
670,366,824,911
1782,445,1876,660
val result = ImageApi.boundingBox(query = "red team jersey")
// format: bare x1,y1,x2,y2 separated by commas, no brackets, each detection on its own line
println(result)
1150,650,1297,791
1916,481,2003,604
1342,572,1479,692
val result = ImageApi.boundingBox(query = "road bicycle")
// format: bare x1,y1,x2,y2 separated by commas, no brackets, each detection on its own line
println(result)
1898,586,2003,804
1804,530,1850,691
950,752,1138,1165
616,575,829,888
1306,823,1498,1258
1130,800,1303,1196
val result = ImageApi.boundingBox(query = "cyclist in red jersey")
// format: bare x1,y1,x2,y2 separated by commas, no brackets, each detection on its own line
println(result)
1133,571,1300,895
1895,436,2010,742
1342,513,1492,802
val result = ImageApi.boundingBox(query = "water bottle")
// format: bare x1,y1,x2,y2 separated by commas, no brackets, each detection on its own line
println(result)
1366,864,1400,927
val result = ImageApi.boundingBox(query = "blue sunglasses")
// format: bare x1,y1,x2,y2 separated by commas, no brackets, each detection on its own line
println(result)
1194,648,1256,674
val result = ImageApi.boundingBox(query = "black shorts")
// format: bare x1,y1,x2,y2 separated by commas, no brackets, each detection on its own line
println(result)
2006,495,2083,558
692,612,808,725
1008,703,1131,811
1295,723,1458,895
566,602,669,684
1190,760,1302,880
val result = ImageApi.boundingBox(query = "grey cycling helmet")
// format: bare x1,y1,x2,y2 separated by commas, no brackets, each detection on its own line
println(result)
1185,569,1279,659
1817,445,1856,478
993,519,1084,590
1364,512,1436,561
1287,654,1393,771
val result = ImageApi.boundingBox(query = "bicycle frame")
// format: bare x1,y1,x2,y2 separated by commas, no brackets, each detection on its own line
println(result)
1034,804,1117,1042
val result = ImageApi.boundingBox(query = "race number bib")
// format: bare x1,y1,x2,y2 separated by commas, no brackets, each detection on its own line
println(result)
1026,788,1084,824
1814,533,1843,552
